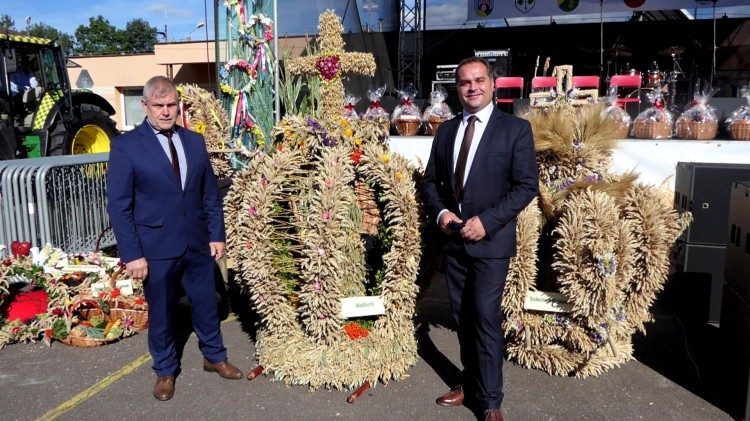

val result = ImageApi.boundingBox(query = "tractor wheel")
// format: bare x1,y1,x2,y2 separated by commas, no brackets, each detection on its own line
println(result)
48,104,118,156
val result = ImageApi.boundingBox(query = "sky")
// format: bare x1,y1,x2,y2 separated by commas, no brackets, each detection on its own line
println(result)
0,0,467,41
1,0,748,42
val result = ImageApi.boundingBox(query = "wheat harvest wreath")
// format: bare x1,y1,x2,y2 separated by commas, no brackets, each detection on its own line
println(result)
224,113,424,390
502,80,691,377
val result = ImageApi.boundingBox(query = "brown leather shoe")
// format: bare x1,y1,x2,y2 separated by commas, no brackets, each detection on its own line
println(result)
203,358,243,379
153,376,175,401
436,386,464,406
483,408,505,421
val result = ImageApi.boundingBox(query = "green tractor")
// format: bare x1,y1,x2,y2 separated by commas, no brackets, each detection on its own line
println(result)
0,33,118,160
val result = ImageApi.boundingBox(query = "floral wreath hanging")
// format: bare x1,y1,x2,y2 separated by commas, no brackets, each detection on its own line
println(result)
224,115,424,390
219,59,255,96
221,6,275,87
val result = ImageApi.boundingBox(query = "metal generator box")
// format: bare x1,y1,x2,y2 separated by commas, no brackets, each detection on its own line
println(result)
674,162,750,245
725,181,750,301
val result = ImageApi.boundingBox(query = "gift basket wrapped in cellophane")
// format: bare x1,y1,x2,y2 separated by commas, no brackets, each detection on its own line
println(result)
391,85,422,136
675,85,718,140
601,88,631,139
363,84,390,133
726,92,750,140
343,92,360,121
632,88,673,139
422,87,454,136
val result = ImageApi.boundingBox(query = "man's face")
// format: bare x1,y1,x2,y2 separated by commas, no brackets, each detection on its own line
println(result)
142,92,179,131
457,61,493,114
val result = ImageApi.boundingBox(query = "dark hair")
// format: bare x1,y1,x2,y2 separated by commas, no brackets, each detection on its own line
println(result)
454,57,491,85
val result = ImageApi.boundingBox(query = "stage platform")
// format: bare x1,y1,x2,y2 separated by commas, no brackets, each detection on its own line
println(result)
388,136,750,190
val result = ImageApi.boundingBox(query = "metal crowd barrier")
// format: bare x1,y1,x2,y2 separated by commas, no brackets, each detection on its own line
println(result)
0,153,113,253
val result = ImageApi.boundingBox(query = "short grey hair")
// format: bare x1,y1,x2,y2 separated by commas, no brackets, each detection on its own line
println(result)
142,76,178,102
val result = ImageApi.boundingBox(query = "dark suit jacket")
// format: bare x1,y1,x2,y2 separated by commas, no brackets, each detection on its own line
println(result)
421,107,539,259
106,122,225,264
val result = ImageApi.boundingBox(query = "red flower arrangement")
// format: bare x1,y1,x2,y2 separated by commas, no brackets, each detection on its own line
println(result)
343,321,369,340
350,148,363,165
316,54,342,81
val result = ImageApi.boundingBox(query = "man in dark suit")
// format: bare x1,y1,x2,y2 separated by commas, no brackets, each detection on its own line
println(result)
107,76,243,401
422,58,539,421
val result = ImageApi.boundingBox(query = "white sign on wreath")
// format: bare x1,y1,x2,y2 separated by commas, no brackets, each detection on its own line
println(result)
340,296,385,319
523,290,572,313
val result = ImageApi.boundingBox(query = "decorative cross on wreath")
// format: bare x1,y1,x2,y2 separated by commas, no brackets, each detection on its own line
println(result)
286,10,376,122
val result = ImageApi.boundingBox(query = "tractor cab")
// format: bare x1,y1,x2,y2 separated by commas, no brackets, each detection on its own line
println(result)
0,33,117,160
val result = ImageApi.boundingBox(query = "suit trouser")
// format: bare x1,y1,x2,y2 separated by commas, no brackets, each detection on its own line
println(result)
445,251,509,410
144,248,227,376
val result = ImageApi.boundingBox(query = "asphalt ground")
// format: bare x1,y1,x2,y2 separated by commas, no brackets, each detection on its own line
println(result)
0,270,744,421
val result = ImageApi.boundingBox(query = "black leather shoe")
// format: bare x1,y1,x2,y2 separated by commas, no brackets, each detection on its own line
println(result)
203,358,243,379
436,386,464,406
153,376,175,401
483,408,505,421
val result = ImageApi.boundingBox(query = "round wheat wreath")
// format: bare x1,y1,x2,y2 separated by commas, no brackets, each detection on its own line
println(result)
224,116,423,390
500,104,691,377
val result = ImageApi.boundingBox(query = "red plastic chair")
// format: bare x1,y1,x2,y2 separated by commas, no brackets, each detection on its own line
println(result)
494,77,524,104
609,74,641,108
571,75,600,89
531,76,557,91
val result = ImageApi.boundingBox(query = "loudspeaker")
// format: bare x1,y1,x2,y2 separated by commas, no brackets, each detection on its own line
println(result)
680,243,727,324
674,162,750,245
487,56,511,78
474,50,511,78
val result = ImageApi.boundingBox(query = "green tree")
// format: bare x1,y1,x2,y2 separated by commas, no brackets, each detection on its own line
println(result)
29,22,75,55
74,16,157,55
122,19,157,53
0,14,15,30
74,16,119,55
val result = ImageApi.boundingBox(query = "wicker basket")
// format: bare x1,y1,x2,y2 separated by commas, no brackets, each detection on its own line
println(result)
108,302,149,331
425,116,445,136
60,299,123,348
729,120,750,140
395,119,420,136
61,332,121,348
632,119,673,139
107,266,149,331
675,120,718,140
614,120,631,139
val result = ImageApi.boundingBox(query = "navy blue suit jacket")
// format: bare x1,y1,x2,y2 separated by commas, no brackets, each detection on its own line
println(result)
106,122,225,264
421,107,539,258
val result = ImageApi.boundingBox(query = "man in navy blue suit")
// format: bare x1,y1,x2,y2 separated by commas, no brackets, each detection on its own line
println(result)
107,76,243,401
422,57,539,421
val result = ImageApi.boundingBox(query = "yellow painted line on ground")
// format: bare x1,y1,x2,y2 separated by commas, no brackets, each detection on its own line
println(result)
36,315,239,421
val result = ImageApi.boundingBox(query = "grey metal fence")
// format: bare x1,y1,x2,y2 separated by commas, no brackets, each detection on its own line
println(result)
0,153,113,253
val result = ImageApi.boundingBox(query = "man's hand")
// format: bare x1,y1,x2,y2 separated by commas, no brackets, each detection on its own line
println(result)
438,212,463,235
210,242,226,261
126,257,148,280
460,216,486,242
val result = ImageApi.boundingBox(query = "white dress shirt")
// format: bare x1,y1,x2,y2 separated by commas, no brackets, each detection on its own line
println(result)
453,102,494,187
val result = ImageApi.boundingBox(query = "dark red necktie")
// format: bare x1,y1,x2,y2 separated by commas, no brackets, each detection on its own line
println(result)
159,129,181,183
454,115,477,203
